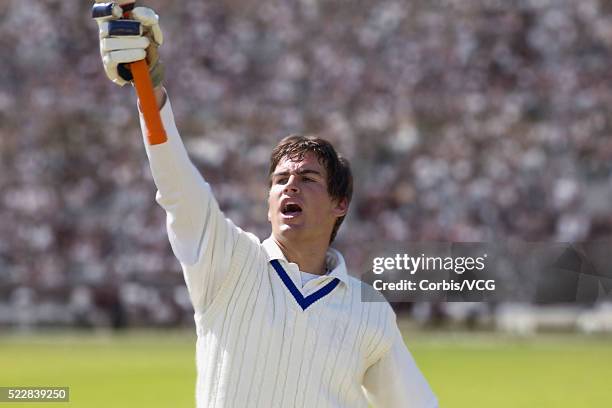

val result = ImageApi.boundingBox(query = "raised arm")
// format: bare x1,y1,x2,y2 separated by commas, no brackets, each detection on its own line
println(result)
93,2,258,312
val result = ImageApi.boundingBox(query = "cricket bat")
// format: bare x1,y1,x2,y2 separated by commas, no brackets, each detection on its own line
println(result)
93,0,167,145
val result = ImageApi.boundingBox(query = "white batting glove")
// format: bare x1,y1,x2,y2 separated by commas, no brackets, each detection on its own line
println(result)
95,6,164,87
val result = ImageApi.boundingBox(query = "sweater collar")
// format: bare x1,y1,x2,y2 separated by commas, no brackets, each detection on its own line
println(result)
262,236,350,286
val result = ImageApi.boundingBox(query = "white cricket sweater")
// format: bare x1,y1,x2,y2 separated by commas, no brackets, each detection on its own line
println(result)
139,97,438,408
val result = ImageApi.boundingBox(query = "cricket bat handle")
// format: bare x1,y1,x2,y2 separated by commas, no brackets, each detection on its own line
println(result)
131,59,167,145
93,1,167,145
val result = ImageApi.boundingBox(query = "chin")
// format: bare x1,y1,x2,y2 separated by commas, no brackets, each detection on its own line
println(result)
275,223,308,239
278,223,303,234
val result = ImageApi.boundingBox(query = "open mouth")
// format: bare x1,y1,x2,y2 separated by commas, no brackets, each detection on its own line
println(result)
281,203,303,217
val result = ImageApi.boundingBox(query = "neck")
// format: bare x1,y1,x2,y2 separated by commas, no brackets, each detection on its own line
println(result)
274,235,329,275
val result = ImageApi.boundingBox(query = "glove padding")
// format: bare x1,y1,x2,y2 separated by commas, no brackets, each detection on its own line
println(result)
96,7,164,87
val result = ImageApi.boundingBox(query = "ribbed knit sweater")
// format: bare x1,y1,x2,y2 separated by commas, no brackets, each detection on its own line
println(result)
139,97,438,408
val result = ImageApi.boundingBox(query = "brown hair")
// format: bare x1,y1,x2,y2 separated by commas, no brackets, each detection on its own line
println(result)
269,135,353,243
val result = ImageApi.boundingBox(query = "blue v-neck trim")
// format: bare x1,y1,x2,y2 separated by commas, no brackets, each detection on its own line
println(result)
270,259,340,311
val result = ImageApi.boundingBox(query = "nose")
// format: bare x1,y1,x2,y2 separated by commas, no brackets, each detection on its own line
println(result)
283,175,300,194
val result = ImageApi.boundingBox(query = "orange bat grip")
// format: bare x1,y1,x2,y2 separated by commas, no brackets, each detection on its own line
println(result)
131,59,167,145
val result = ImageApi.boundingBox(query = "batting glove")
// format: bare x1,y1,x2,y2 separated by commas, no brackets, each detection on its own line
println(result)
95,6,164,87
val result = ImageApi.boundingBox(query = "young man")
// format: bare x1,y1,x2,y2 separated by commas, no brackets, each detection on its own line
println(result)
95,5,437,408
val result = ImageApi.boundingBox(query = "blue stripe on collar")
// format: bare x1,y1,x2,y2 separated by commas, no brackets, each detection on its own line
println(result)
270,259,340,311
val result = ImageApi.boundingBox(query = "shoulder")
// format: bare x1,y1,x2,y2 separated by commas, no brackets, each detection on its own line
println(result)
343,275,399,361
224,224,269,270
346,275,391,302
345,274,393,305
345,275,397,326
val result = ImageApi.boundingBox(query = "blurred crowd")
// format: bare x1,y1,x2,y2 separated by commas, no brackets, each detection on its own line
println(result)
1,0,611,328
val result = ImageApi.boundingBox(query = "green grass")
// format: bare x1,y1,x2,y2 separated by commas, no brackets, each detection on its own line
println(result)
406,330,612,408
0,330,196,408
1,328,611,407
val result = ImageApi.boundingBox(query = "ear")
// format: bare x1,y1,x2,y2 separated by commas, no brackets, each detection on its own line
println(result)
332,197,348,218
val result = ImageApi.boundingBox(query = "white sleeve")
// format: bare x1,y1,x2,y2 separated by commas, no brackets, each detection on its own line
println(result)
363,324,438,408
138,96,252,311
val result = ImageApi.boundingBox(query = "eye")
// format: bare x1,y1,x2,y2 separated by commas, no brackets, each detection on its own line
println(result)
303,177,314,182
275,177,288,184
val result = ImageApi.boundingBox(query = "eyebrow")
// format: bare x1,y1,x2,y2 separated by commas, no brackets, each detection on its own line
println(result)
271,169,323,178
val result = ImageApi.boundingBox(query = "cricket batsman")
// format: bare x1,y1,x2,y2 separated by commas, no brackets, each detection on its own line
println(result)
94,3,438,407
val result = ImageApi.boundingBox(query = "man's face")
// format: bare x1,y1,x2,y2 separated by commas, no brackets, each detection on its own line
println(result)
268,152,347,245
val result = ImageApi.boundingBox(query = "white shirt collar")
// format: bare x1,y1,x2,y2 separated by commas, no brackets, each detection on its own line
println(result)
262,236,350,286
